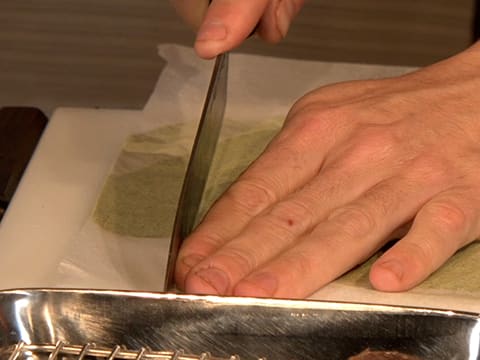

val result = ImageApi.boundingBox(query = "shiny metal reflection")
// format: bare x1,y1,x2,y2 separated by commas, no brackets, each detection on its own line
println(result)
0,289,478,359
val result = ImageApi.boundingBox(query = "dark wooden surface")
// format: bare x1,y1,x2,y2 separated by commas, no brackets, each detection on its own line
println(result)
0,107,48,220
0,1,476,115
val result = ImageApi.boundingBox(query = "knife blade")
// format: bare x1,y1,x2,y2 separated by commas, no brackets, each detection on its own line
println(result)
164,52,229,291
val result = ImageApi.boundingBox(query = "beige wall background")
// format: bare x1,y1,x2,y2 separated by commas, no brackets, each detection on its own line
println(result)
0,1,476,114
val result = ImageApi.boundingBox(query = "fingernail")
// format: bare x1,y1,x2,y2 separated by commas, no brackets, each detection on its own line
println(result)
193,267,230,295
196,21,227,42
234,272,278,297
181,254,204,269
276,0,293,38
377,259,404,281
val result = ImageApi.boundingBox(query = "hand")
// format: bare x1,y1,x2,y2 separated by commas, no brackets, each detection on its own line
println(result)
175,42,480,299
170,0,305,58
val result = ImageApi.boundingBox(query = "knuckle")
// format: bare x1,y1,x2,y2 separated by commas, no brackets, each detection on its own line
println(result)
349,126,400,161
288,90,328,118
328,205,376,239
407,155,452,186
225,179,277,217
425,200,470,235
330,125,403,170
286,105,351,139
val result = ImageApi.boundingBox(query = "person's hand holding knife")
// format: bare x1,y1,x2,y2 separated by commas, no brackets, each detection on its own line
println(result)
170,0,305,58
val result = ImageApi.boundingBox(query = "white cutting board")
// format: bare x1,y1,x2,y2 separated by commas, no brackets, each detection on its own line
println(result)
0,108,145,289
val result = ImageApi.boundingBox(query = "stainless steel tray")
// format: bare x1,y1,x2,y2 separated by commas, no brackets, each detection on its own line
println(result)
0,289,478,359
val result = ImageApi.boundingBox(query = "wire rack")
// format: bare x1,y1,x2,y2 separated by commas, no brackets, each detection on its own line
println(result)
6,341,255,360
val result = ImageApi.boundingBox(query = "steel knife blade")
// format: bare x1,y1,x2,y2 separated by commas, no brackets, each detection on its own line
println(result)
164,52,229,291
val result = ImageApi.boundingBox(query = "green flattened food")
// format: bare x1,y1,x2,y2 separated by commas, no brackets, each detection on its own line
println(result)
93,119,283,238
93,154,187,238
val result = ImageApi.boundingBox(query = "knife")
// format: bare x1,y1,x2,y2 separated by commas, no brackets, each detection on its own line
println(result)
164,52,229,291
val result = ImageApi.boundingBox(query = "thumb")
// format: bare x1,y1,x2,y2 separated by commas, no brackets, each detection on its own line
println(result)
195,0,270,59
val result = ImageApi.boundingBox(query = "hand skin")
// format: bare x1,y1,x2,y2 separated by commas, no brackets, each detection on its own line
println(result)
170,0,305,58
175,41,480,299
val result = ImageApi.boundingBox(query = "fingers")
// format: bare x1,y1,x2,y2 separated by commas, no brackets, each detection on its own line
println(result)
194,0,304,58
182,161,444,297
181,159,387,295
231,173,444,299
370,190,480,291
175,130,332,289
